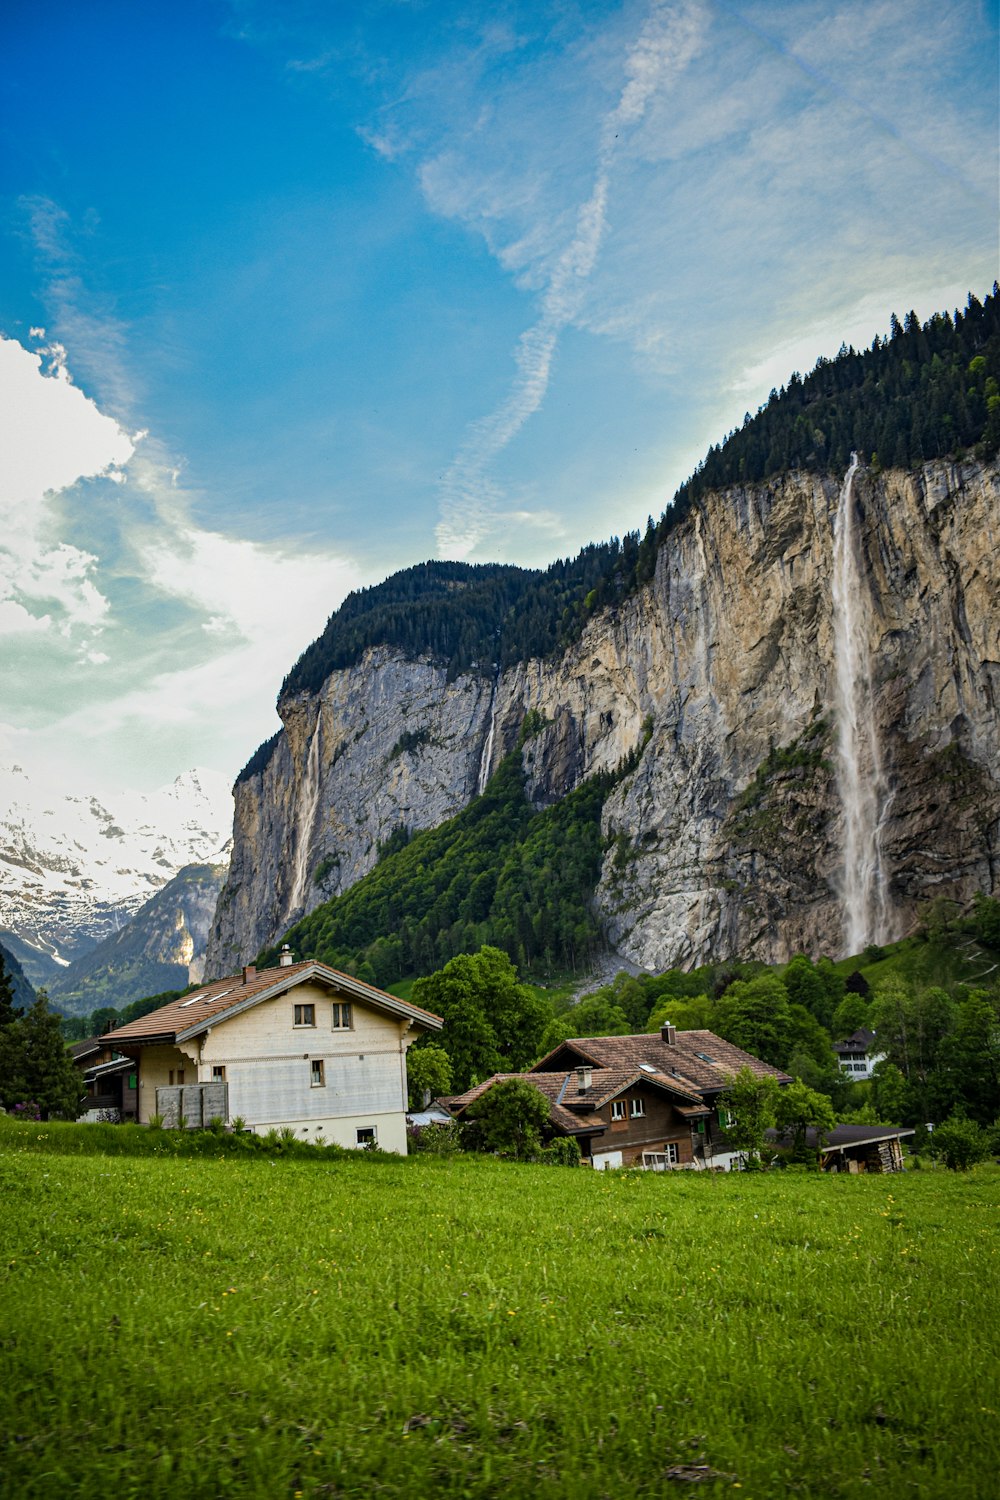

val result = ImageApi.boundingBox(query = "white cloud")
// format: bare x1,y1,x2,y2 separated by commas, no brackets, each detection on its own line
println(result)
0,334,133,639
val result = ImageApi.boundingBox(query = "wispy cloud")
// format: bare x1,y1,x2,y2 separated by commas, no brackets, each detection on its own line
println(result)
435,1,704,558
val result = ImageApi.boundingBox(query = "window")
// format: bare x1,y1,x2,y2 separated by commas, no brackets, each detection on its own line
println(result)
310,1059,325,1087
294,1003,316,1027
611,1100,626,1121
356,1126,377,1146
212,1065,226,1082
664,1142,680,1164
718,1106,736,1130
331,1002,353,1030
630,1098,645,1118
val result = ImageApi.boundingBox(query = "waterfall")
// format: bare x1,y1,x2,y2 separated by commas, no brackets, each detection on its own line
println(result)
288,720,322,918
831,454,890,954
476,673,499,796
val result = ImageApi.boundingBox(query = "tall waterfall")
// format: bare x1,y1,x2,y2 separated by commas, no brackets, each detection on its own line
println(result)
288,721,322,918
831,454,890,954
476,674,499,796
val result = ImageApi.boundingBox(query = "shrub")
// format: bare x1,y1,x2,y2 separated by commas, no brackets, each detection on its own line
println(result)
932,1116,991,1171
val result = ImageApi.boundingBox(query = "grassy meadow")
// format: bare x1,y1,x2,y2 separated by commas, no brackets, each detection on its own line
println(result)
1,1122,998,1499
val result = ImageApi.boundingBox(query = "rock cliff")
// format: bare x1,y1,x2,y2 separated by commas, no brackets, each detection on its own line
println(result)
206,459,999,975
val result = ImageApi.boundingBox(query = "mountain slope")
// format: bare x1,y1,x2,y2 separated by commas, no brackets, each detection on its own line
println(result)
47,862,228,1018
0,767,232,986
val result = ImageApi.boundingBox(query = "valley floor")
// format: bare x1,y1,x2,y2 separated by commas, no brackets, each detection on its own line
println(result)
1,1125,998,1498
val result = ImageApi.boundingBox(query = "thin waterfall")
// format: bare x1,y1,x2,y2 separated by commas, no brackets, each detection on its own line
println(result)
476,672,499,796
288,720,322,917
831,454,890,953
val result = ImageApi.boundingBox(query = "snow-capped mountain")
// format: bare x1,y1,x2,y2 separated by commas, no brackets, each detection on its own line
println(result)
0,765,233,987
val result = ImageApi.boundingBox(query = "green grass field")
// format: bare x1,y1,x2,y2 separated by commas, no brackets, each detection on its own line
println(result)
1,1123,998,1499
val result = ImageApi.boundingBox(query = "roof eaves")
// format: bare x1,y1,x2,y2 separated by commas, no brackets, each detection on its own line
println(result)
175,961,442,1042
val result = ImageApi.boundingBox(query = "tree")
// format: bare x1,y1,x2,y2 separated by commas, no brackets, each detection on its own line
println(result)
932,1115,991,1171
871,1061,913,1126
0,991,81,1120
832,992,870,1040
718,1067,780,1166
406,1045,453,1111
773,1079,836,1160
714,975,793,1069
538,991,630,1055
646,993,715,1034
464,1079,551,1159
0,951,21,1027
783,955,832,1029
411,947,550,1092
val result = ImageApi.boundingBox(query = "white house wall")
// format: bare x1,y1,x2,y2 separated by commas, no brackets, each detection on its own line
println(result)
191,979,414,1150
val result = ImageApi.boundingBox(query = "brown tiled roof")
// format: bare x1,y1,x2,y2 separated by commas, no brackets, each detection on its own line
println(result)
444,1073,606,1136
532,1030,791,1095
100,960,442,1047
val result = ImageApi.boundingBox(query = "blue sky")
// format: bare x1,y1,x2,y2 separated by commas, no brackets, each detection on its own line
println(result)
1,0,997,807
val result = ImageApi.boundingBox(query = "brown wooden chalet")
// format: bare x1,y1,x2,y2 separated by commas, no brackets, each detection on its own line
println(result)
71,1038,138,1121
444,1023,791,1170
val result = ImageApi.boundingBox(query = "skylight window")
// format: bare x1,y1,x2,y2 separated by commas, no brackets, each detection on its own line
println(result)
179,986,234,1008
695,1051,717,1064
639,1063,658,1074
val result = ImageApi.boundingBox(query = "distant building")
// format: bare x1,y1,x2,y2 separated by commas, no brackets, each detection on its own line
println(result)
832,1027,885,1081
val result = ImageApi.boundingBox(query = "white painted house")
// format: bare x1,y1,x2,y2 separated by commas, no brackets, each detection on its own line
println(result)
101,955,442,1154
832,1027,886,1082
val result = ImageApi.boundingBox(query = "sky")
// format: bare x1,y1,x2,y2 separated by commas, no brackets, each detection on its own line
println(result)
1,0,997,809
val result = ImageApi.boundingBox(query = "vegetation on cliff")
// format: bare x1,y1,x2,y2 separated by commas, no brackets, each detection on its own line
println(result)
257,752,612,986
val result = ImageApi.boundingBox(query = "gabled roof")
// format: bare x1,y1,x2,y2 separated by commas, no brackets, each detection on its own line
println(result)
832,1028,880,1054
99,960,442,1048
443,1073,607,1137
532,1030,791,1096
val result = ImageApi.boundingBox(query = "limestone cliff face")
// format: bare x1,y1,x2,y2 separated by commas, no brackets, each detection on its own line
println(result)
206,459,999,975
207,654,494,973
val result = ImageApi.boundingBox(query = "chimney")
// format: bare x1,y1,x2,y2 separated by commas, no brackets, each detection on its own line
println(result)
576,1065,593,1092
242,964,256,985
279,944,294,968
661,1022,677,1046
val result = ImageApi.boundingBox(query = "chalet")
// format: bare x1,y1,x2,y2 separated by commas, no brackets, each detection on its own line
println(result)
71,1038,137,1121
444,1023,791,1170
99,952,442,1154
832,1027,886,1080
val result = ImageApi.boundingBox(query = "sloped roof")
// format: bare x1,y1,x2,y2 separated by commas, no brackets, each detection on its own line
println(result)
532,1030,791,1095
99,960,442,1047
443,1060,713,1135
443,1072,607,1136
832,1028,879,1053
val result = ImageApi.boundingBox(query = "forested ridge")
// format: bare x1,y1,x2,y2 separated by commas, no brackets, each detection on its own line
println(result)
240,286,998,787
676,285,1000,505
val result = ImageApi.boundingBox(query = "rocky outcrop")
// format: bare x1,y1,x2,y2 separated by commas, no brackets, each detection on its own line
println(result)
206,459,1000,975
